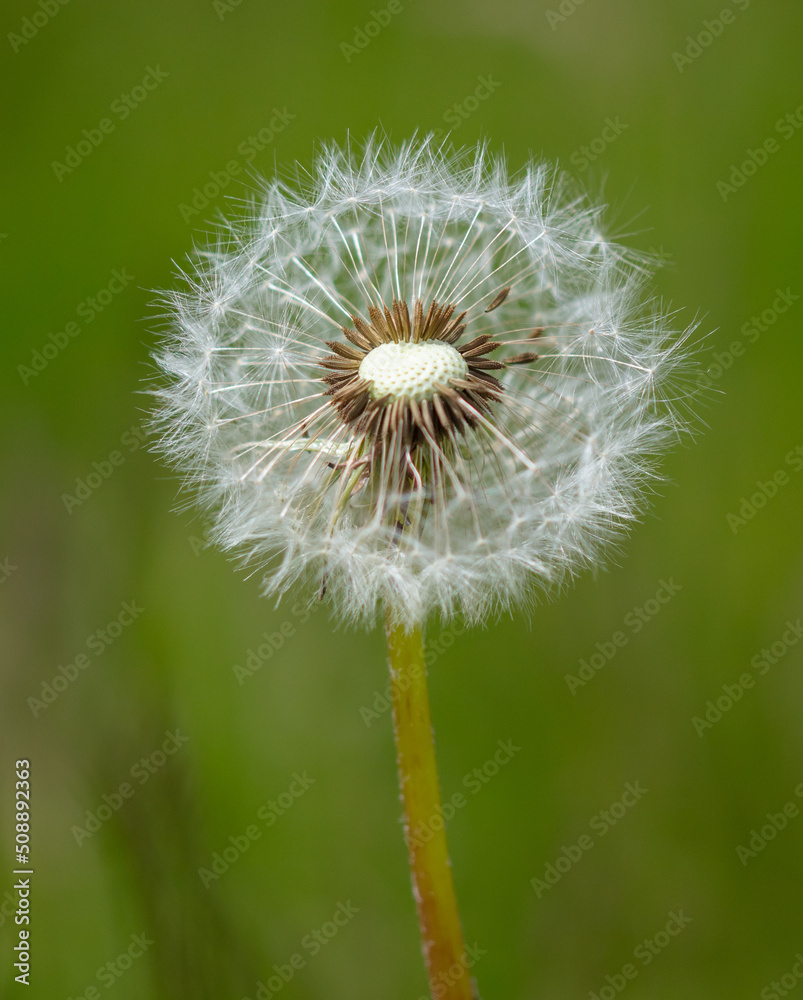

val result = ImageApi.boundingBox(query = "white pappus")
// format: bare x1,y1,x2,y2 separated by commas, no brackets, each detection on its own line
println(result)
150,133,698,630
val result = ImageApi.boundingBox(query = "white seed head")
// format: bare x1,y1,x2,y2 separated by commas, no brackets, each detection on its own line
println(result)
150,134,699,630
359,342,468,402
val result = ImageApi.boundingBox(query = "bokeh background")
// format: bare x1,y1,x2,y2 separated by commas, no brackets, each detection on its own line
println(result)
2,1,802,997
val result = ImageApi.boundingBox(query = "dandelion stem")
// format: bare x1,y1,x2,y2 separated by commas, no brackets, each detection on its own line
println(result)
386,618,474,1000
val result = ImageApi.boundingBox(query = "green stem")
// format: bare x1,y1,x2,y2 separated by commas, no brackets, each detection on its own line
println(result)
386,618,474,1000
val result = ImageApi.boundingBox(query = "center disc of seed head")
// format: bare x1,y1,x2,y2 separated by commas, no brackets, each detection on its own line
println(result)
358,341,468,403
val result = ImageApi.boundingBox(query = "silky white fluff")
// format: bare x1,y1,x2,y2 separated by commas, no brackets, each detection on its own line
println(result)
151,135,697,629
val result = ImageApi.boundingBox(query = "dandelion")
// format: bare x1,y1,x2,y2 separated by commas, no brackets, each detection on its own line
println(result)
151,134,697,999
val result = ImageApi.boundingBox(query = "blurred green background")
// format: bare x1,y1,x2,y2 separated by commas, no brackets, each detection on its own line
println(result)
2,0,802,997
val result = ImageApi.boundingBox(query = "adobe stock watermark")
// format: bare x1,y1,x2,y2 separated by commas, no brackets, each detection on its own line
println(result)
340,1,403,63
61,423,149,514
187,534,211,556
198,771,316,887
0,556,18,584
27,600,145,717
692,617,803,736
11,869,30,984
430,75,502,138
52,66,169,181
408,741,521,851
569,117,629,172
243,901,359,999
725,445,803,533
178,108,296,224
760,951,803,1000
414,942,486,1000
8,0,73,53
647,245,674,263
587,910,692,999
672,0,751,73
64,932,154,999
545,0,594,31
17,267,135,384
231,602,317,685
71,730,189,846
530,781,648,899
735,781,803,867
716,103,803,201
359,618,467,726
213,0,248,20
565,579,682,693
701,287,798,387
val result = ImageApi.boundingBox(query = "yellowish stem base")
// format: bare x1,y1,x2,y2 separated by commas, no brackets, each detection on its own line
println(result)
386,619,474,1000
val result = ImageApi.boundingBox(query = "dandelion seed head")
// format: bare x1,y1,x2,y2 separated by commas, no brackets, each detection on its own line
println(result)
151,134,699,630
